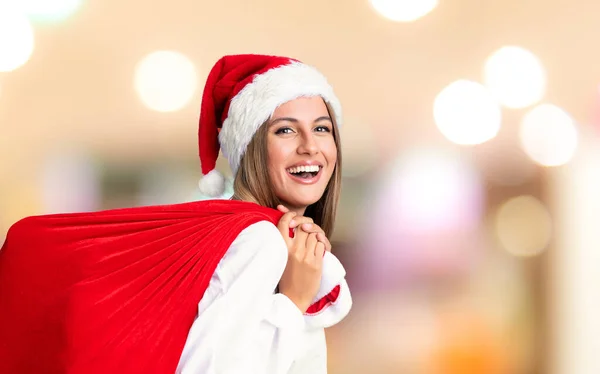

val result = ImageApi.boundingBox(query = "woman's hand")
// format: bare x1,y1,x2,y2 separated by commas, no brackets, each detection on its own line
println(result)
276,205,331,252
276,207,326,313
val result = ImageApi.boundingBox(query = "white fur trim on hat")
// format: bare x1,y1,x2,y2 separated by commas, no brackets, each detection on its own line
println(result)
218,61,343,175
198,169,226,197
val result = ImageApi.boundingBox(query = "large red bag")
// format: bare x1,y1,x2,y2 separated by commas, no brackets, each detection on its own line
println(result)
0,200,282,374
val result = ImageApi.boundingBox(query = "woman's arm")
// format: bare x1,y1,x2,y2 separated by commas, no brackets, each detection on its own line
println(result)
176,221,308,374
272,206,352,328
304,251,352,329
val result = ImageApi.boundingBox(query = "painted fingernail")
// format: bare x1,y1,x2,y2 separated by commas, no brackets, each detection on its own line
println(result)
302,223,313,230
290,219,297,227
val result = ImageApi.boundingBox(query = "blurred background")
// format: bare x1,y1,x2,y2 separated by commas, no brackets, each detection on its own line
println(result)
1,0,600,373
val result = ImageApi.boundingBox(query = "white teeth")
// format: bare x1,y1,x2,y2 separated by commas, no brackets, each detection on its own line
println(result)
286,165,320,174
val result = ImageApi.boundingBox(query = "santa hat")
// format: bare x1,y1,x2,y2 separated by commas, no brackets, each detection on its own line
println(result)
198,54,343,197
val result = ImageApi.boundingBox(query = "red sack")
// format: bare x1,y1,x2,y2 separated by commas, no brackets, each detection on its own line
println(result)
0,200,282,374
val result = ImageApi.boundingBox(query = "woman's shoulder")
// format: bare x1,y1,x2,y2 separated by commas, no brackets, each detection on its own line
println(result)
231,220,284,247
223,220,287,265
212,220,287,288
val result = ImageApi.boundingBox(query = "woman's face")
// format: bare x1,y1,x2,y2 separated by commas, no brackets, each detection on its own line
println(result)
266,96,337,213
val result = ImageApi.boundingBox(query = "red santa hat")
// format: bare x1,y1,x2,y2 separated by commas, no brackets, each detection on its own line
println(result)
198,54,343,197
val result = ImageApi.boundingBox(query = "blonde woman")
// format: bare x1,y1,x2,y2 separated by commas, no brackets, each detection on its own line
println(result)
0,54,351,374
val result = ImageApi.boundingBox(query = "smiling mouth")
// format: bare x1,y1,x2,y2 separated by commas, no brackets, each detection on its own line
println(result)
286,165,322,182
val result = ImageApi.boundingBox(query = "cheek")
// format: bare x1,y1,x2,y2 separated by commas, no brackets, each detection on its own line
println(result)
267,140,294,168
266,142,288,179
266,140,279,168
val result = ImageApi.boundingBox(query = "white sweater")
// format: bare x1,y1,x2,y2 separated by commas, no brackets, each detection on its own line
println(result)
176,221,352,374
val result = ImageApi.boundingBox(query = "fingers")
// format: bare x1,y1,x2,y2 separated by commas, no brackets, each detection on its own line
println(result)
291,227,309,260
304,234,325,268
276,211,297,242
277,205,314,228
314,242,326,263
276,206,330,252
298,223,331,253
293,224,309,243
300,222,319,232
316,232,332,252
289,216,314,229
304,233,318,261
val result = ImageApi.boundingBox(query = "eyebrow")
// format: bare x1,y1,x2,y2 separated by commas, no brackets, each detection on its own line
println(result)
269,116,332,126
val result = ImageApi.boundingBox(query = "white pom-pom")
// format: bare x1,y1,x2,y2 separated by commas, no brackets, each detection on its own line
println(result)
198,169,226,197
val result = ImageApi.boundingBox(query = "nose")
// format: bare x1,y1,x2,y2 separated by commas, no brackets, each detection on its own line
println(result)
297,132,319,156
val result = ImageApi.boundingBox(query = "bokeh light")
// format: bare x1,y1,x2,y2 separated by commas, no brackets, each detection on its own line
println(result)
359,148,485,286
429,306,514,374
340,119,379,178
16,0,84,23
41,148,100,214
519,104,578,167
484,46,546,109
386,148,483,232
369,0,439,22
0,5,35,72
495,195,552,257
434,80,502,145
134,50,198,112
594,84,600,134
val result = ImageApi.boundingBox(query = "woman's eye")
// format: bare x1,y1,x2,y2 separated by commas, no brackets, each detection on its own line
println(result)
275,127,294,135
315,126,331,133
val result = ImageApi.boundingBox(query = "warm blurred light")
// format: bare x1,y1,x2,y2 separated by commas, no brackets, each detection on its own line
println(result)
520,104,578,167
495,195,552,257
429,307,514,374
551,132,600,374
16,0,83,23
0,5,35,72
388,148,483,231
369,0,438,22
41,148,100,213
134,51,198,112
473,142,536,187
434,80,501,145
359,148,485,285
340,119,378,178
484,46,546,109
594,84,600,133
341,294,439,371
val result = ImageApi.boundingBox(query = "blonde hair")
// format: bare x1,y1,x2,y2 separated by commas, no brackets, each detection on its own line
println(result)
232,103,342,237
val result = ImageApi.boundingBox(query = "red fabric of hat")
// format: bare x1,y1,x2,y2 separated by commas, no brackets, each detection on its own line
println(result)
197,54,342,196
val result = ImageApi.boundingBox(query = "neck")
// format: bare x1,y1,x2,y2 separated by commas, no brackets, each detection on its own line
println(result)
279,200,310,216
287,206,307,216
232,194,307,217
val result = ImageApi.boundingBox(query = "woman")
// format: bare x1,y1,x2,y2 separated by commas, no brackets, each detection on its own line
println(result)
178,54,352,373
0,54,351,374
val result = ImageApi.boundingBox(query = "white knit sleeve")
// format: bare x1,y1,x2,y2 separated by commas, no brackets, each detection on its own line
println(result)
288,328,328,374
303,251,353,330
176,221,306,374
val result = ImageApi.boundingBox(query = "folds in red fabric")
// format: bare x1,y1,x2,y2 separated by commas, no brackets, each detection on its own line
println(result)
0,200,282,374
